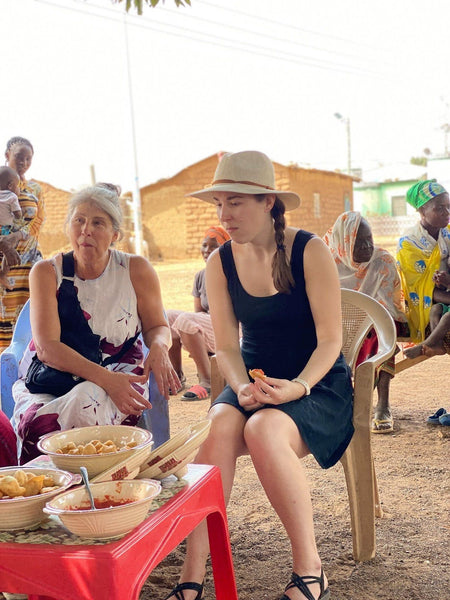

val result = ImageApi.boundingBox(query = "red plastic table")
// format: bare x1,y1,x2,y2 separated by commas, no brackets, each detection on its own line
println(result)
0,464,238,600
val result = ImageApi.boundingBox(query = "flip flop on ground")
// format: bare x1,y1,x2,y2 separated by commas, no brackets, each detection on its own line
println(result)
427,407,447,424
181,384,210,401
438,412,450,426
371,416,394,434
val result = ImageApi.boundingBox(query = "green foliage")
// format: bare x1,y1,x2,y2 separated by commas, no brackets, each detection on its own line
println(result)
410,156,428,166
114,0,191,14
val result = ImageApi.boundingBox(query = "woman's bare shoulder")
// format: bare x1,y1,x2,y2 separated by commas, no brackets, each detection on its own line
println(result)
31,257,57,274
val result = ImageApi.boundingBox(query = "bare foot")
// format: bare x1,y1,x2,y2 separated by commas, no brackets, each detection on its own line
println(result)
404,344,424,359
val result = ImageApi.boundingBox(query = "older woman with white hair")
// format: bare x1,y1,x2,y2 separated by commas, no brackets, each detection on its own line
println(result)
12,184,179,464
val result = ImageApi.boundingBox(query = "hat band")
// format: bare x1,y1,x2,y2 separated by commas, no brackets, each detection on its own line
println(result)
212,178,275,191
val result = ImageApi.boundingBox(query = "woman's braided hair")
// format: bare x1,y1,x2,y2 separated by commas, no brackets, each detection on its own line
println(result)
271,196,295,294
256,194,295,294
6,137,34,154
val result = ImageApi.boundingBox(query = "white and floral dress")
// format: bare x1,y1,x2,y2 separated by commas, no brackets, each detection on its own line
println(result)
12,249,148,463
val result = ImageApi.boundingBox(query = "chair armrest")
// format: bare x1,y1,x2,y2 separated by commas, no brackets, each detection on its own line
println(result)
0,345,22,418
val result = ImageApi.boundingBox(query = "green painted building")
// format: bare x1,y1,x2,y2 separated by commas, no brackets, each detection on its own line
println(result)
353,164,426,217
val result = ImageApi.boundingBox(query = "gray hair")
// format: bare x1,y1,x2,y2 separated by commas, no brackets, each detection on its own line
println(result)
66,185,124,240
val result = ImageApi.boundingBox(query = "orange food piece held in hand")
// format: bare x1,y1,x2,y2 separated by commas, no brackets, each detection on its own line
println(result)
249,368,266,381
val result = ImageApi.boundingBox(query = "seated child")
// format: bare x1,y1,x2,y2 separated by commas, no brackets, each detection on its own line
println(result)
0,166,24,289
404,258,450,357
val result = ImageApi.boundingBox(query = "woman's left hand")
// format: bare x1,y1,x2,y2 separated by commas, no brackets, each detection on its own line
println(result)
143,341,180,399
250,376,307,406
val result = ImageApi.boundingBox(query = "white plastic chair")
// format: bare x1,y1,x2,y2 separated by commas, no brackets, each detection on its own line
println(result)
210,288,397,561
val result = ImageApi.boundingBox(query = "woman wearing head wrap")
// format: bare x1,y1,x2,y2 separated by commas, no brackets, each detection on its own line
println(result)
324,211,407,433
397,179,450,355
166,225,230,400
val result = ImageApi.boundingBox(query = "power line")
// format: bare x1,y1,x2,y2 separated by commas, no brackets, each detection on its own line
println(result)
156,1,384,66
34,0,388,78
195,0,385,52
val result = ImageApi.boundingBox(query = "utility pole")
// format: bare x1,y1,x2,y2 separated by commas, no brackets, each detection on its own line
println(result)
334,113,352,176
124,16,143,256
90,165,96,186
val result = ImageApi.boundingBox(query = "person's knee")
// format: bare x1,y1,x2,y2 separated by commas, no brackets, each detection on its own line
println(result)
208,405,246,452
430,304,443,319
244,409,280,451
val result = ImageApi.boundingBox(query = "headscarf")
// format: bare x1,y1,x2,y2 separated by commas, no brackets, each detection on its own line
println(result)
406,179,447,210
323,211,406,322
204,225,230,245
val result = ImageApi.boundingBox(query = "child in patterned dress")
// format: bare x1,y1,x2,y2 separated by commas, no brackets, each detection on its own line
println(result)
0,166,25,289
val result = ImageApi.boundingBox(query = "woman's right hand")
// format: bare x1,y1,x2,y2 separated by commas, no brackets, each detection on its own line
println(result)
237,382,263,411
101,370,151,416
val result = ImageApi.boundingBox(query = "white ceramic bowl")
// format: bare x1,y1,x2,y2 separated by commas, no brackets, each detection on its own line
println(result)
0,466,78,531
44,478,161,539
37,425,153,478
138,420,211,480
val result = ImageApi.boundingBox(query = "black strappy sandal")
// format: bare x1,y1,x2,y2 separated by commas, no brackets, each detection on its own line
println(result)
164,581,204,600
280,568,330,600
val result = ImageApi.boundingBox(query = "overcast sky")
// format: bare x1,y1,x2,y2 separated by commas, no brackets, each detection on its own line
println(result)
3,0,450,193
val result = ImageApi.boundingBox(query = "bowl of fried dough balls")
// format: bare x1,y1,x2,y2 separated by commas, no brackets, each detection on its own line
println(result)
0,466,77,530
37,425,154,478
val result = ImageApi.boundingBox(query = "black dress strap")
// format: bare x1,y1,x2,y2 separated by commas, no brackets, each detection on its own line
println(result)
57,252,102,364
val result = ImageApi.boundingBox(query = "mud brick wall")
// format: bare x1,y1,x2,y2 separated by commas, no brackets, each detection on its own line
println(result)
37,155,354,261
140,155,353,259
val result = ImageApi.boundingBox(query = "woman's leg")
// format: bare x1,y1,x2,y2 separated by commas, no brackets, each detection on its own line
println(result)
179,330,211,388
405,310,450,358
173,313,215,390
177,404,247,599
372,370,393,432
429,303,444,331
245,409,326,600
166,310,184,382
168,335,184,381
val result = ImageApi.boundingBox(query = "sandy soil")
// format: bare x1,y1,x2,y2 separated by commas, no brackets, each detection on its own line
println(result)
141,260,449,600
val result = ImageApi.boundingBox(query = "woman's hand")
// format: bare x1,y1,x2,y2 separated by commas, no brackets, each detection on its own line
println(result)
433,270,450,289
101,370,151,416
237,382,264,411
250,376,307,406
143,340,180,400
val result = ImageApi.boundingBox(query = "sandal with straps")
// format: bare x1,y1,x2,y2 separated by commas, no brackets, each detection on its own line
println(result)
280,568,330,600
164,581,204,600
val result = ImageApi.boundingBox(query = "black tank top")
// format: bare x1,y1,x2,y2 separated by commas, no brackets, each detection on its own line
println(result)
219,230,317,379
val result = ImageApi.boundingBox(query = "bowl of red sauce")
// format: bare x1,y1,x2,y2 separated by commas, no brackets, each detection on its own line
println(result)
44,479,161,539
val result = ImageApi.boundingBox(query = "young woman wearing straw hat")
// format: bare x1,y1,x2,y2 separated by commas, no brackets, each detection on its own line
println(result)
165,151,354,600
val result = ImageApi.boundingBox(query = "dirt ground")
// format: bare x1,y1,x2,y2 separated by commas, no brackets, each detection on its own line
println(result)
142,259,449,600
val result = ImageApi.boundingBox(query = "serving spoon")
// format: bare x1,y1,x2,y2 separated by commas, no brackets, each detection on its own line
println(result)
80,466,96,510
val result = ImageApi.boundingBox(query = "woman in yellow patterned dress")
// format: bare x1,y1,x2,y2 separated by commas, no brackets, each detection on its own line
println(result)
1,137,45,350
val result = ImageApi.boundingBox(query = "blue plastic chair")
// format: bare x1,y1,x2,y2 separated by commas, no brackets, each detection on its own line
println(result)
0,299,169,448
0,300,32,419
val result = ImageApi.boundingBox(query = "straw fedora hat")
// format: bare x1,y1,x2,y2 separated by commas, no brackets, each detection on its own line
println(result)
187,151,301,211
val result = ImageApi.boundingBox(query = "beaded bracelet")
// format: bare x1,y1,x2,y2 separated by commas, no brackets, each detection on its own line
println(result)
291,377,311,396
